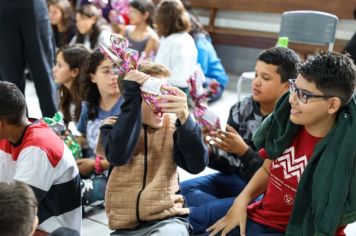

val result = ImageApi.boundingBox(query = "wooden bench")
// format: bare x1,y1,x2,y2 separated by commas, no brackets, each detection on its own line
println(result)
189,0,353,54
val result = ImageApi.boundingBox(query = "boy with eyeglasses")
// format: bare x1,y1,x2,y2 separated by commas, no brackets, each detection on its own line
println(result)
207,51,356,236
181,47,300,234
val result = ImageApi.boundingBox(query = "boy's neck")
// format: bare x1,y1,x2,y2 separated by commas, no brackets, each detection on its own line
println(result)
259,102,275,116
8,118,31,144
305,114,337,138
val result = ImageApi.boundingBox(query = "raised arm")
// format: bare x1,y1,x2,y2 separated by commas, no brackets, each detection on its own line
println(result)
100,70,149,166
159,87,209,174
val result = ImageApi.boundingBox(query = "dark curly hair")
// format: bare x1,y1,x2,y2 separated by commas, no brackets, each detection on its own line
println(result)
154,0,190,37
298,51,356,106
258,47,300,83
80,49,105,120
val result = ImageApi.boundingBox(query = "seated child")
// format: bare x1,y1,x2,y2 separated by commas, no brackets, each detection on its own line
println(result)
181,47,300,233
154,0,197,94
53,44,90,125
0,180,38,236
207,51,356,236
76,49,123,206
0,81,81,233
123,0,159,59
189,14,229,102
98,61,209,235
0,181,80,236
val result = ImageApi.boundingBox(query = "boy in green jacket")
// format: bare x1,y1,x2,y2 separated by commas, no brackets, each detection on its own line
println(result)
207,52,356,236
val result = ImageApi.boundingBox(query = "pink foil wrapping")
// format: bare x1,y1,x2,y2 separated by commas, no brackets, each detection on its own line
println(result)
141,78,177,113
99,34,176,112
188,65,221,131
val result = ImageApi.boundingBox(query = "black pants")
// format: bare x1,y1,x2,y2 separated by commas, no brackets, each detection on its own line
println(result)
0,0,57,117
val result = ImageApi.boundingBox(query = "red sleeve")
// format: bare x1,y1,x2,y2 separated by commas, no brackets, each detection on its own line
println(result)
335,225,346,236
258,148,268,159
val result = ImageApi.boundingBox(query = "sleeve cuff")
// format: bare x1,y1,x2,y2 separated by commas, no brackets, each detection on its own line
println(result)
123,80,140,98
240,147,260,164
176,114,195,132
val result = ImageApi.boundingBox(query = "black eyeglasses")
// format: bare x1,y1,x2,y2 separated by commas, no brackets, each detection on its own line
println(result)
289,79,334,104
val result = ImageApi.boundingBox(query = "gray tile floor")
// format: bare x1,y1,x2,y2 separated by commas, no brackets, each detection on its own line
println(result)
24,76,356,235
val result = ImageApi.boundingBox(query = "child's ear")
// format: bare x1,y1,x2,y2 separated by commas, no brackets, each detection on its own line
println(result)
30,215,39,236
143,12,149,21
70,68,80,78
90,16,97,26
328,97,342,115
281,81,290,93
90,73,97,83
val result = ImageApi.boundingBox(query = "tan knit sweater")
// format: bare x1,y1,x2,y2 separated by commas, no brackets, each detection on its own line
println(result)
104,115,189,230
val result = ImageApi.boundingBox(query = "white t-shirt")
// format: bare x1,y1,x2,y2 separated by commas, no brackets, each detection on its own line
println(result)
155,32,197,88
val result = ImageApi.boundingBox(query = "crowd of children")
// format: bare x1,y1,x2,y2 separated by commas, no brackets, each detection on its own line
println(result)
0,0,355,236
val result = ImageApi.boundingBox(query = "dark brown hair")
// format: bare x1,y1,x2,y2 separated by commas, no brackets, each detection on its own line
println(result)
0,181,38,236
129,0,155,27
154,0,190,37
48,0,74,31
75,4,103,49
0,81,27,125
298,51,356,106
80,49,106,120
57,45,90,124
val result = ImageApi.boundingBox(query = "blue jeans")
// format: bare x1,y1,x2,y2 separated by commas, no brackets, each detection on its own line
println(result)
181,173,247,233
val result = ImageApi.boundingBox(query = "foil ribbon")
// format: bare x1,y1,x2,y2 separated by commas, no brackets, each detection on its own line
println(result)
109,0,129,25
141,78,177,113
188,65,221,131
99,34,176,112
43,112,82,160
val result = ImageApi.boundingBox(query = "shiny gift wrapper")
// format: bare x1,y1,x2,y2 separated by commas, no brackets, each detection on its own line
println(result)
188,65,221,131
141,77,177,113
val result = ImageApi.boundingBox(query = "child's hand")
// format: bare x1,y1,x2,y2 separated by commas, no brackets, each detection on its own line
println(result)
212,124,249,156
76,159,95,177
201,127,213,144
123,70,150,84
206,196,249,236
159,87,189,124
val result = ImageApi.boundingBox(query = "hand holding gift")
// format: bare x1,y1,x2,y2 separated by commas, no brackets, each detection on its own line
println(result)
100,34,179,114
188,65,221,131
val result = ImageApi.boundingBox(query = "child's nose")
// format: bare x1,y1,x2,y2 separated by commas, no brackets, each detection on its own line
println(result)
253,77,261,86
109,73,118,80
289,91,298,104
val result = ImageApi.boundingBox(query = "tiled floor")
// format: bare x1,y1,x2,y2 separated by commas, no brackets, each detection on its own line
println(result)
24,77,356,235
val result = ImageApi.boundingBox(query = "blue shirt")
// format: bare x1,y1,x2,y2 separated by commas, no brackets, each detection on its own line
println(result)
195,33,229,88
77,97,124,151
